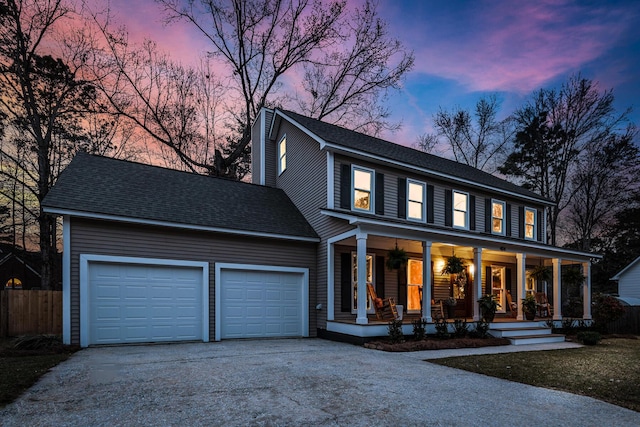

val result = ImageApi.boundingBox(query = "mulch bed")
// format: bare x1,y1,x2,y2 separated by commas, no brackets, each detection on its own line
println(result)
364,337,511,352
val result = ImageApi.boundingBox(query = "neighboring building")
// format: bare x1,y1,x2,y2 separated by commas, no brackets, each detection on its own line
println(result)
43,108,597,347
612,256,640,299
0,244,43,290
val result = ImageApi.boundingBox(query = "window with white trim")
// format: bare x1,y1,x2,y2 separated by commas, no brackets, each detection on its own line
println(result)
453,191,469,229
525,207,536,240
278,135,286,174
492,200,505,235
407,180,426,221
351,252,374,312
352,166,374,212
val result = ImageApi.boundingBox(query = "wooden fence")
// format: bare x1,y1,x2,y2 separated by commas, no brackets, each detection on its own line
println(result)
0,290,62,337
607,306,640,335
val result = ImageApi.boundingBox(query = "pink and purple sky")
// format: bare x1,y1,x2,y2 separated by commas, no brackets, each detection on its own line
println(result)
105,0,640,145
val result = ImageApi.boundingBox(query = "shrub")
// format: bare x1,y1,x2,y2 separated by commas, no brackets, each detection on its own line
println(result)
563,297,584,318
577,331,601,345
452,319,468,338
469,320,489,338
12,335,62,351
434,318,449,339
412,318,427,341
387,319,404,343
592,294,625,333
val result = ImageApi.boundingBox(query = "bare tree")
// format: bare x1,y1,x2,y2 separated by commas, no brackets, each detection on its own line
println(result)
413,133,438,154
432,94,514,173
500,74,633,245
145,0,414,177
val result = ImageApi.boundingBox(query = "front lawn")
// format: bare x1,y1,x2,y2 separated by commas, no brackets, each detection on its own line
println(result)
431,337,640,412
0,337,80,408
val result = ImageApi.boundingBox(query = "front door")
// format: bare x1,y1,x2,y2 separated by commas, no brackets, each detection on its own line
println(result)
491,265,506,313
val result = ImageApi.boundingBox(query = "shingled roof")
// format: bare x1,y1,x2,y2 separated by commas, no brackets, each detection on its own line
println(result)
277,109,549,203
43,153,318,240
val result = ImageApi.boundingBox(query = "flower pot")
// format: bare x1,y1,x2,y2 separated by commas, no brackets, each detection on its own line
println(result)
525,311,535,321
446,305,455,319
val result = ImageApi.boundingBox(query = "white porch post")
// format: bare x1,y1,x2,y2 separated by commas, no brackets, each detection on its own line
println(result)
422,241,432,322
327,241,335,321
473,247,482,321
516,253,526,321
552,258,562,320
583,261,592,320
356,232,368,324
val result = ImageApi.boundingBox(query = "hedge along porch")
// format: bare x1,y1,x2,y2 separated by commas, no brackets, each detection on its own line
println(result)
324,225,594,338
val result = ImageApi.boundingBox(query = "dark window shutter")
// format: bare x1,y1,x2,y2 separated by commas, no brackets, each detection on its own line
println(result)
397,177,407,218
537,209,544,242
444,189,452,226
485,198,492,232
397,265,407,307
506,203,512,236
340,164,351,209
375,256,385,297
427,184,434,223
518,206,525,238
430,261,435,300
340,253,352,312
469,195,476,230
375,173,384,215
505,268,512,295
484,266,492,295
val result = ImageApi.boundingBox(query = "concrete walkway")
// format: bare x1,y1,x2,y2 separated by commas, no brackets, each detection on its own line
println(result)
2,339,638,426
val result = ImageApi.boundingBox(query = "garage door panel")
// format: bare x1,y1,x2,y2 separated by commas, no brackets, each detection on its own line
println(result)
89,262,203,345
220,269,304,339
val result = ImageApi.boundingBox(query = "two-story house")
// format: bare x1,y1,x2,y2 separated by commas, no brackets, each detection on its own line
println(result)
43,108,595,347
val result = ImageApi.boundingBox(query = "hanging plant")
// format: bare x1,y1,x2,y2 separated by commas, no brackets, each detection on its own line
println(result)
442,254,465,275
529,265,552,282
386,245,408,271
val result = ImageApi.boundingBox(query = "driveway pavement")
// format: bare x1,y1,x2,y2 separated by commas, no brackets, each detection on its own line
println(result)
2,338,639,426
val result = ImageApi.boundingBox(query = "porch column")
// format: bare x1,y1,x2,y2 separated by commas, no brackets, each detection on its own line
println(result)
473,247,482,321
422,241,432,322
516,253,526,321
552,258,562,320
583,261,592,320
356,232,368,324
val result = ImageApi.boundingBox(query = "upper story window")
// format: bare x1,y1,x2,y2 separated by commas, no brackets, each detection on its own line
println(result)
525,207,536,240
278,135,287,175
407,180,426,222
492,200,506,235
352,166,374,212
453,190,469,229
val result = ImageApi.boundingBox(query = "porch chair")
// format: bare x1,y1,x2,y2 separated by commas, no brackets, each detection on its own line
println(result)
366,283,399,320
506,291,518,318
535,292,553,318
430,299,444,320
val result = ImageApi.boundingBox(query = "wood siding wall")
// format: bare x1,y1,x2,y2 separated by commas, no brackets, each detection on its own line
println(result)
0,290,62,336
68,218,317,345
619,264,640,299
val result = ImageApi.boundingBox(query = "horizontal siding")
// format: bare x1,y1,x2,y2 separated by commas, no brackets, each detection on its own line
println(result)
620,266,640,298
69,218,317,345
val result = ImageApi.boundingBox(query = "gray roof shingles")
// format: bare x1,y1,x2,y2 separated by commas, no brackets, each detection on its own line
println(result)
278,109,548,202
42,152,318,240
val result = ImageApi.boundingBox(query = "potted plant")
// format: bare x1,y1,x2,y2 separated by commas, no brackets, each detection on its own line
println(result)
521,294,537,320
444,297,457,318
529,265,552,283
386,245,408,270
478,294,498,323
441,254,465,275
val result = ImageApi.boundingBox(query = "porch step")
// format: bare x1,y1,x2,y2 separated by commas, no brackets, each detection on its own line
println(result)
489,326,553,338
506,334,566,346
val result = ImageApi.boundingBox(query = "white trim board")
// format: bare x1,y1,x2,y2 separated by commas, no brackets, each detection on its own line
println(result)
214,263,310,341
78,254,209,347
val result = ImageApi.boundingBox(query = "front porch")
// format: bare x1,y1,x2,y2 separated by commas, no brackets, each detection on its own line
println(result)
325,226,595,340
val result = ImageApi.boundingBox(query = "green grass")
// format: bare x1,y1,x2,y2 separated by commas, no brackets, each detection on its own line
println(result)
0,337,79,408
431,337,640,412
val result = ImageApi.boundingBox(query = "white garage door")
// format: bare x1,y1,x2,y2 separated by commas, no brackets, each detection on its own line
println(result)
220,269,305,339
88,262,204,345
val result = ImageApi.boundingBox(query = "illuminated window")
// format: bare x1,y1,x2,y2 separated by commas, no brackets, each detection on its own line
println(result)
407,259,423,312
351,253,373,312
492,200,505,235
278,136,287,174
352,166,374,212
407,180,425,221
5,278,22,289
453,191,468,229
525,207,536,240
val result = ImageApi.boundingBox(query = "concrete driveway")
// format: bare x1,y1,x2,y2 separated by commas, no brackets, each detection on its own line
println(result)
2,339,639,426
